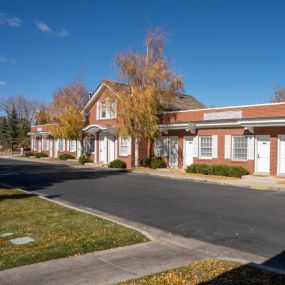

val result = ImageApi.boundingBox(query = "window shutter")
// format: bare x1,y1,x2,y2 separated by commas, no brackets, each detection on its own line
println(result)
66,140,70,151
63,139,66,151
96,102,100,119
224,135,231,159
212,135,218,158
247,135,255,160
128,137,132,155
193,136,199,157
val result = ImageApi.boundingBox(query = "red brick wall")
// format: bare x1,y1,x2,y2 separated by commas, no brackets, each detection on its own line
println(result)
161,103,285,124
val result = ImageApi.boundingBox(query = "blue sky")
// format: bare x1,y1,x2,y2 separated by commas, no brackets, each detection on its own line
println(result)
1,0,285,107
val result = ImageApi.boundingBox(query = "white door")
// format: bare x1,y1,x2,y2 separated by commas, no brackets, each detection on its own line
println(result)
184,136,194,167
49,140,53,157
256,135,270,173
279,135,285,174
54,139,58,158
99,133,107,163
108,134,115,162
169,136,179,168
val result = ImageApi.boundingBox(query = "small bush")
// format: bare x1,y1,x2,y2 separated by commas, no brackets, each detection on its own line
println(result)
34,152,48,158
140,157,152,167
109,159,126,169
24,151,34,157
59,153,75,160
79,155,91,165
186,164,249,178
150,158,166,169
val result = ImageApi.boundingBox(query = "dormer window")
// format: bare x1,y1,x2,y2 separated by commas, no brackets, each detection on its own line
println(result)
97,100,116,119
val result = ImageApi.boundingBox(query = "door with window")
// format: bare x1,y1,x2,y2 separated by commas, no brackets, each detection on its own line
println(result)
99,133,107,163
107,134,115,162
169,136,179,168
256,135,270,173
279,135,285,174
49,139,53,157
184,136,194,166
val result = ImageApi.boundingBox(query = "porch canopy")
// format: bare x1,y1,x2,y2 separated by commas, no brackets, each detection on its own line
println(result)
159,117,285,134
28,131,51,138
82,124,116,135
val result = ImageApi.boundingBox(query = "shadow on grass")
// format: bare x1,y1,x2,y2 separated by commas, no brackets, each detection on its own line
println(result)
199,251,285,284
0,193,36,201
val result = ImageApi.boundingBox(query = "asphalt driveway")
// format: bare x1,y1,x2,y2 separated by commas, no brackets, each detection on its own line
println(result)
1,158,285,267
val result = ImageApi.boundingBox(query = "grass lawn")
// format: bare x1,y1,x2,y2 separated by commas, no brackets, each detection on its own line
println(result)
0,187,148,270
119,259,285,285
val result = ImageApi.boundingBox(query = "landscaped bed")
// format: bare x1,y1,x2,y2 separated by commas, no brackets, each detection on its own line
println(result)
0,187,148,270
118,258,285,284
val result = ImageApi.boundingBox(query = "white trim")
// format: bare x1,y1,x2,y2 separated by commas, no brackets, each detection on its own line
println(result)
199,136,213,160
84,82,120,112
196,122,241,128
162,101,285,114
255,135,270,174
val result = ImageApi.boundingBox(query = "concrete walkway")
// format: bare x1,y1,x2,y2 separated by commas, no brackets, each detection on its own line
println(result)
132,168,285,191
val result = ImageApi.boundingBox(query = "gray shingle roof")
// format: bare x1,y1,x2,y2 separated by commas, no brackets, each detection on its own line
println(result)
102,80,207,111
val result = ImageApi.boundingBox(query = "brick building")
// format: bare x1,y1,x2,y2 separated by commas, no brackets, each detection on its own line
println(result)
30,80,285,176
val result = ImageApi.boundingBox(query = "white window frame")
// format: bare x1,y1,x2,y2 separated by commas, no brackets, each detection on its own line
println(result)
154,138,164,157
58,139,64,152
119,137,129,156
42,138,49,151
98,100,116,119
33,139,38,151
232,136,248,161
69,140,76,152
199,136,213,159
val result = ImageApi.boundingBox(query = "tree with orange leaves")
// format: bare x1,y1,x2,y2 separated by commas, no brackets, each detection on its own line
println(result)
115,27,184,140
49,81,88,153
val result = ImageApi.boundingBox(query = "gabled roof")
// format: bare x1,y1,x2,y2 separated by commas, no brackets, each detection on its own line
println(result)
84,80,206,112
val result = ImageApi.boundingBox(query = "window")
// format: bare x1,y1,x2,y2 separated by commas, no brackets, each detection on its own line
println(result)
199,136,212,158
42,138,49,151
84,137,95,153
232,136,247,160
58,139,64,152
70,140,76,152
98,100,116,119
154,138,164,157
119,137,129,156
33,139,38,151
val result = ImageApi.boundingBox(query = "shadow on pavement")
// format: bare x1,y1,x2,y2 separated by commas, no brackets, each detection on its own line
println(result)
0,160,129,191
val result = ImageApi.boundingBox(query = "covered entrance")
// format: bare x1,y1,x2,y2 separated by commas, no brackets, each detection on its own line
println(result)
83,124,116,164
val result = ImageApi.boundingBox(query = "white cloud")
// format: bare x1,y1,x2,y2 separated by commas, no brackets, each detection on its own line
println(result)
0,12,22,27
0,55,16,64
34,19,70,38
0,80,7,86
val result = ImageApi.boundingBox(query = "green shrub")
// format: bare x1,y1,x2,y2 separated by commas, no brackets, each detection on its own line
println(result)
186,164,249,178
79,155,91,165
34,152,48,158
140,157,152,167
24,151,34,157
150,158,166,169
59,153,75,160
109,159,127,169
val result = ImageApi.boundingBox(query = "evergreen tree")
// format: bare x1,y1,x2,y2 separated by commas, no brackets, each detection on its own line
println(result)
0,117,9,150
7,107,20,150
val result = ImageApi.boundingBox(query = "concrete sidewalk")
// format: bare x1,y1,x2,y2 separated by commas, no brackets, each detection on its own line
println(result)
132,168,285,191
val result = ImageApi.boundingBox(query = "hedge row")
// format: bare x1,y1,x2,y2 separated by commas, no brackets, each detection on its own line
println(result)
140,157,166,169
109,159,126,168
186,164,249,178
59,153,75,160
